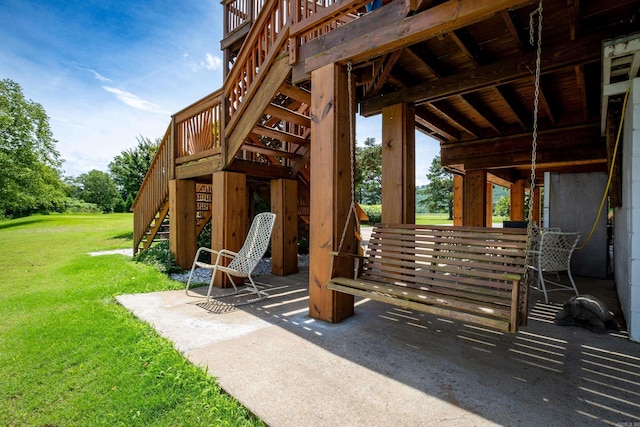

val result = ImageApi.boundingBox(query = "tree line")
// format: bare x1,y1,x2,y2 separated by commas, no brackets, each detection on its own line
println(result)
1,77,513,220
0,78,158,218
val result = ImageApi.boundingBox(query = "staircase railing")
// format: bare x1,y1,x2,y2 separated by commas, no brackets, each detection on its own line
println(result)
174,89,224,165
223,0,291,147
132,124,173,253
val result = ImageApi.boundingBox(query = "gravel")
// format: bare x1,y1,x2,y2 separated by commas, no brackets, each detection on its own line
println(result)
87,248,309,284
170,254,309,284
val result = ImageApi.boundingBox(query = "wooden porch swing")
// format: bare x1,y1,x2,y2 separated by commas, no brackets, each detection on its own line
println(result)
326,2,547,333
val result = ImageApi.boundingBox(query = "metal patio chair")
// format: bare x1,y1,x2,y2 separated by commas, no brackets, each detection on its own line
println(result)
185,212,276,305
527,231,581,304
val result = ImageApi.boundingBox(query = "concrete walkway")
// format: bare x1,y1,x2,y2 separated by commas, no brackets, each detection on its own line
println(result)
117,270,640,426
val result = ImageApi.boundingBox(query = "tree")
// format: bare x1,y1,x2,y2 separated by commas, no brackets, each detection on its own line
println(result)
355,137,382,205
418,156,454,219
77,170,120,213
108,135,160,200
0,79,66,217
494,194,510,217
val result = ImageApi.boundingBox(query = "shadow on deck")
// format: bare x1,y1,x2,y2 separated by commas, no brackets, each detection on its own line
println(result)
117,269,639,426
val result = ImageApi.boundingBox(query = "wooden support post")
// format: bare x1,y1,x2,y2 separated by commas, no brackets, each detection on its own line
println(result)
463,170,487,227
381,103,416,224
211,171,247,288
271,178,299,276
169,179,196,269
532,186,541,226
309,63,355,322
486,182,493,227
453,174,463,226
510,179,525,221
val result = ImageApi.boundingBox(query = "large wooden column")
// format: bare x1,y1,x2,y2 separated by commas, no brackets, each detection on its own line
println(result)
510,179,525,221
309,63,355,322
381,103,415,223
169,179,197,269
211,171,247,288
463,170,487,227
486,182,493,226
271,178,298,276
453,174,463,226
531,186,541,226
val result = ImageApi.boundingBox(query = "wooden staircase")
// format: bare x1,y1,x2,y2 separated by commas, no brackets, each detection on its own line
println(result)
133,0,309,253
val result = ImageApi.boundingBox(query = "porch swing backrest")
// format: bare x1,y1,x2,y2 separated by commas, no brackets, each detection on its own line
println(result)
328,224,529,333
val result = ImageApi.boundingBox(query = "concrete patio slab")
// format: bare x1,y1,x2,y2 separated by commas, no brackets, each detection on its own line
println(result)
117,269,640,426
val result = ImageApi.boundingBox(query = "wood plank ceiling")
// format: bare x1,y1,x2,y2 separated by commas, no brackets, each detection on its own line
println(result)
350,0,640,184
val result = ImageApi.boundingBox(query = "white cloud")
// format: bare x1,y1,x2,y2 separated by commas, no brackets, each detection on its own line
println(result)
188,52,222,72
102,86,171,114
88,69,111,82
202,53,222,70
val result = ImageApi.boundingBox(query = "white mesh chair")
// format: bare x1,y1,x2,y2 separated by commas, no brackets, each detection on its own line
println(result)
185,212,276,304
527,231,580,304
526,225,561,267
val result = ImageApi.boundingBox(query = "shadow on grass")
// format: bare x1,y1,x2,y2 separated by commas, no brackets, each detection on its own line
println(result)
0,217,48,230
112,231,133,240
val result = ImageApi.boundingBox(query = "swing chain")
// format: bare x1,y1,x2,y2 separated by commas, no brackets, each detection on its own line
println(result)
337,61,358,254
525,0,543,284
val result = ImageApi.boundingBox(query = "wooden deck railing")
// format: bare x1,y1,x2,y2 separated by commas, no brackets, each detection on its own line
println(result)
223,0,291,138
132,124,173,253
289,0,369,62
224,0,268,36
174,89,224,164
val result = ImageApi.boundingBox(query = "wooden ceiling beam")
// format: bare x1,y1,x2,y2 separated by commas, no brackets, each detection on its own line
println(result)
430,100,480,138
448,29,480,67
458,94,502,134
293,0,535,82
407,45,449,78
575,64,589,121
440,124,605,170
415,105,461,141
361,31,604,116
501,9,526,52
533,76,556,127
567,0,581,40
367,50,403,97
493,86,529,131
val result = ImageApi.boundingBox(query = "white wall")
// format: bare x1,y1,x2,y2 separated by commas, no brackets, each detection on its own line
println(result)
613,78,640,342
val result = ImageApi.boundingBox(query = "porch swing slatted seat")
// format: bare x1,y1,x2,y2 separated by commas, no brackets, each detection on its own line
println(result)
327,3,547,333
328,224,529,333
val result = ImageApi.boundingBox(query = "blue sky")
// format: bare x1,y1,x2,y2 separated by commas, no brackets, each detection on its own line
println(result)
0,0,438,183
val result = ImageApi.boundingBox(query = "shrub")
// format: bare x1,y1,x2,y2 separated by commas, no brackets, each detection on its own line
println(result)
298,237,309,255
361,204,382,225
133,240,182,274
63,197,101,214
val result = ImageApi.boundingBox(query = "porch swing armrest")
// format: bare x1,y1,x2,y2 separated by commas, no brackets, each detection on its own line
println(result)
329,251,366,259
329,251,366,280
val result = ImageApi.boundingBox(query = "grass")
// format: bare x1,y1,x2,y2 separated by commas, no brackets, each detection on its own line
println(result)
415,213,509,226
0,213,264,427
415,212,452,225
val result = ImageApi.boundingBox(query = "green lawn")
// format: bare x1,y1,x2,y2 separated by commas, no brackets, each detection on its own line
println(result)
415,213,509,226
415,212,452,225
0,214,263,426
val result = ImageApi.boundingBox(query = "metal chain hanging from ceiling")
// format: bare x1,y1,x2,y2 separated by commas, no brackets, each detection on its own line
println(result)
525,0,544,283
